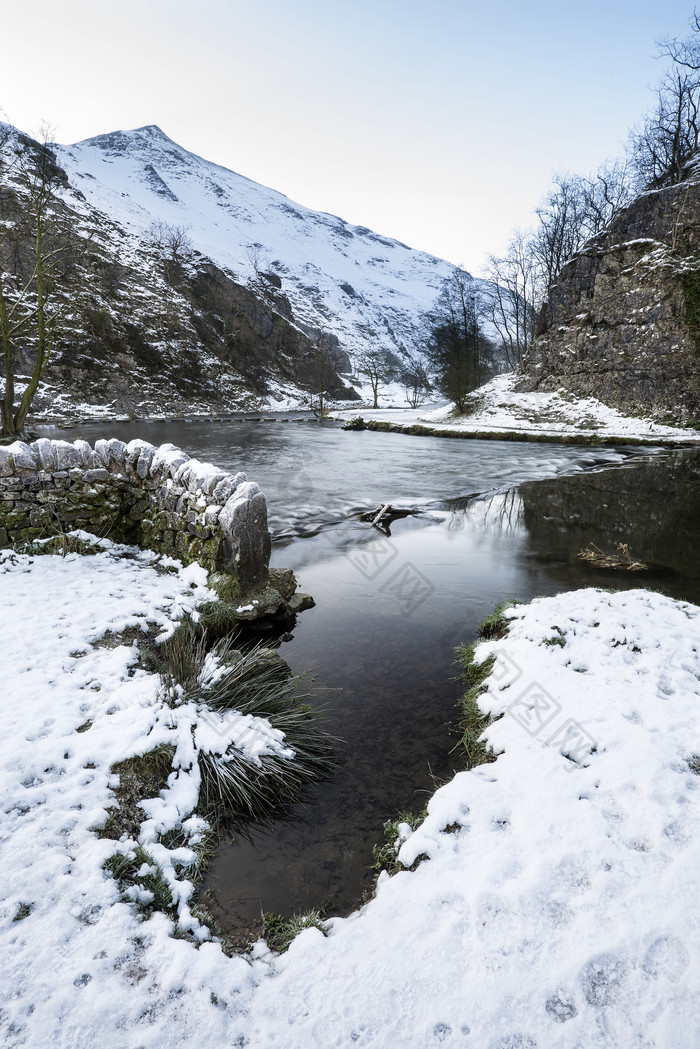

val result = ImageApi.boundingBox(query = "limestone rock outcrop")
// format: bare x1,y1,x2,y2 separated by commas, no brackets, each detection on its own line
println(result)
517,180,700,423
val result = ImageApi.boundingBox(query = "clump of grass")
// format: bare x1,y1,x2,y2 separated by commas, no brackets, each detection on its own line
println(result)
195,647,336,823
261,909,327,953
455,645,499,769
13,903,32,922
688,755,700,775
372,809,427,877
195,574,247,640
197,600,242,640
14,532,104,558
98,744,175,841
152,618,209,697
209,571,243,604
478,600,516,640
152,623,336,825
104,845,174,916
453,600,519,770
100,612,336,931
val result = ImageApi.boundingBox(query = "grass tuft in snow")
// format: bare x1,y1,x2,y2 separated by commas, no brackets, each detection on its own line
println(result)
372,810,427,877
261,909,327,953
14,532,106,558
455,647,498,770
195,573,248,639
197,600,244,640
99,744,176,841
197,677,336,823
151,621,336,824
454,603,517,769
543,626,567,648
209,571,243,604
477,600,515,640
149,618,208,697
104,845,174,916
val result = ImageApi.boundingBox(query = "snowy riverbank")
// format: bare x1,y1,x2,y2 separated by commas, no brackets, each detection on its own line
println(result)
2,543,700,1047
333,373,700,444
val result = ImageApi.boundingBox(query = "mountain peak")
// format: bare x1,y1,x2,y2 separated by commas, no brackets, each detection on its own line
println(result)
132,124,170,140
73,125,176,153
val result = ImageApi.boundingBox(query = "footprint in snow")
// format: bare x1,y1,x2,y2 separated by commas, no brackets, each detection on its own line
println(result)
580,952,628,1006
643,935,689,983
434,1023,451,1041
545,993,578,1023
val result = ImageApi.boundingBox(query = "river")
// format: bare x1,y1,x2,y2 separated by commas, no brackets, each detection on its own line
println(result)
41,415,700,941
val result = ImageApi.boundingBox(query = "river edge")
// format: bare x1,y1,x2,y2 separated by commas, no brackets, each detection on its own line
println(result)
331,373,700,446
340,417,700,447
3,559,699,1046
26,406,700,449
24,372,700,447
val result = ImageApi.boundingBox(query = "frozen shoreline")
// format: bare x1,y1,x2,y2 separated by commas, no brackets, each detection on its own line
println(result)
332,373,700,446
2,538,699,1047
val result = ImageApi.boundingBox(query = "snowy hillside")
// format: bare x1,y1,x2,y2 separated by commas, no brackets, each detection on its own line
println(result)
57,125,476,362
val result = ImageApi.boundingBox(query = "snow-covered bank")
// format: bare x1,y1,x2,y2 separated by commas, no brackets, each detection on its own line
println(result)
333,373,700,444
2,549,700,1047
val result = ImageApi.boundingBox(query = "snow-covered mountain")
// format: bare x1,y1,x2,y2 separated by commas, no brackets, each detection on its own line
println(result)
2,122,491,420
57,125,471,362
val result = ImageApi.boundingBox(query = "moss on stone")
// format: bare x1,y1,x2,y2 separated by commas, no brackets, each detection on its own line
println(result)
682,268,700,354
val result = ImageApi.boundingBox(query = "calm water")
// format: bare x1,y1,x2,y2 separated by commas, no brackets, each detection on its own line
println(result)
43,417,700,938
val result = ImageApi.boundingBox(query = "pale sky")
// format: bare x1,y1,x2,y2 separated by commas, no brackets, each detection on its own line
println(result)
1,1,697,273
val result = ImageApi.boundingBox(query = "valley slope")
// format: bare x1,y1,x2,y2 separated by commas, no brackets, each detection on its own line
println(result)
1,123,485,421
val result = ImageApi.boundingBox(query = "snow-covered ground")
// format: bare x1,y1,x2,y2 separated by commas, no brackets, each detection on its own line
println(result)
334,373,700,443
2,538,699,1047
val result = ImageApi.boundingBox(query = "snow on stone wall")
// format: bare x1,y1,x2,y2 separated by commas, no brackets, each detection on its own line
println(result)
0,438,270,589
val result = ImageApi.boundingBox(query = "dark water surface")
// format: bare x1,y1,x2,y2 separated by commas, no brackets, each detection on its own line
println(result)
43,417,700,935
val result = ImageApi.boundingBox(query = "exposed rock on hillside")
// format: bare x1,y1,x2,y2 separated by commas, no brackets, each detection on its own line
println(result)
56,124,479,368
2,142,360,420
518,180,700,423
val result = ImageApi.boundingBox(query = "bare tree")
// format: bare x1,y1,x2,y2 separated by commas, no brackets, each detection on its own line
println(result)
149,220,193,285
400,356,430,408
356,348,395,408
530,175,589,292
245,242,271,279
488,162,634,360
579,160,634,242
1,125,72,439
657,11,700,71
486,229,539,370
630,14,700,188
630,69,700,187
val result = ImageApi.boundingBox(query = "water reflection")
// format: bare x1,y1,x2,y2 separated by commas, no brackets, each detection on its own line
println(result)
519,447,700,586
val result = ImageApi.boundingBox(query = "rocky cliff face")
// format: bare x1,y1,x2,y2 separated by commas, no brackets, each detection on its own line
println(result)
517,180,700,424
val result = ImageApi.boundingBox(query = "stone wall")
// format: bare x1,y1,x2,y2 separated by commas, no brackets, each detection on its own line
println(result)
517,179,700,423
0,437,270,590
